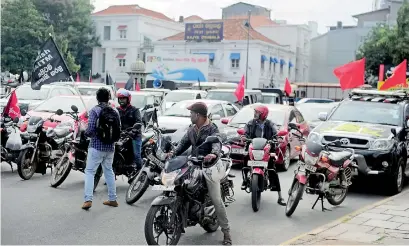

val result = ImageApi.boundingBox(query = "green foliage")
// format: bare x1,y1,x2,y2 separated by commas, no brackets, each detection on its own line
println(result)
357,0,409,79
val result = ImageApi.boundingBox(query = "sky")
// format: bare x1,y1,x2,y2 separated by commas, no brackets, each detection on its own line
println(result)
93,0,376,34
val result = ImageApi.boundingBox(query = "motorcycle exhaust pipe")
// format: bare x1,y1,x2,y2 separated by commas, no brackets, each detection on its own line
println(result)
329,188,344,196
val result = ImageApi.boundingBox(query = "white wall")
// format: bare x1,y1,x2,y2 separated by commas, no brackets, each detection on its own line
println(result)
153,40,295,89
91,15,184,83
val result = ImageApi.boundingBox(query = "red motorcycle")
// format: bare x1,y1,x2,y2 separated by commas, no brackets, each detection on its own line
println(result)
237,128,283,212
285,123,355,217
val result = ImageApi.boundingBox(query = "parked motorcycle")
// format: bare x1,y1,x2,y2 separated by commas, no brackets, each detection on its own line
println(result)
285,123,355,217
236,128,283,212
125,124,174,204
144,136,235,245
17,110,73,180
1,117,24,170
50,105,102,190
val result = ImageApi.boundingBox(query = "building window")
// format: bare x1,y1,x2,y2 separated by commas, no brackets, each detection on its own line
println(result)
104,26,111,40
273,63,276,73
102,53,106,72
261,61,265,70
118,59,126,67
288,67,291,77
269,62,272,71
280,64,284,75
209,59,214,66
231,59,239,68
119,30,127,39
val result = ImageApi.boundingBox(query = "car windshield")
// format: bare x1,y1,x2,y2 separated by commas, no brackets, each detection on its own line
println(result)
163,101,211,118
261,95,278,104
34,97,96,113
206,91,237,103
164,91,196,102
13,86,49,100
77,87,99,96
229,107,286,127
131,95,147,108
297,104,337,122
329,101,401,126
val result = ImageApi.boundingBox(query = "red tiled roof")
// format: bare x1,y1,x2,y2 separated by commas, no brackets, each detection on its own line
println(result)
184,15,203,21
227,15,277,28
93,5,174,22
161,19,280,45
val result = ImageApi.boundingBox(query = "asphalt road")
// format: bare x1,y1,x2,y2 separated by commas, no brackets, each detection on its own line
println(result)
1,161,393,245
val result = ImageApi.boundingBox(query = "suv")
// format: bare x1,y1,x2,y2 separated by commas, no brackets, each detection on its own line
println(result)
309,89,409,195
0,84,79,113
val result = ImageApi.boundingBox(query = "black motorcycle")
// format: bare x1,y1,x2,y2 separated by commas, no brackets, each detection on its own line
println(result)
125,124,174,204
1,116,25,171
50,105,102,191
17,110,73,180
144,136,235,245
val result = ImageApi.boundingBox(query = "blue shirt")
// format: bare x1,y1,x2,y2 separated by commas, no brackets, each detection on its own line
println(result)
85,103,120,152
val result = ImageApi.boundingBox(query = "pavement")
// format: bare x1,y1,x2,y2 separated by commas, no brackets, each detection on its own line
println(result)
0,161,395,245
281,189,409,245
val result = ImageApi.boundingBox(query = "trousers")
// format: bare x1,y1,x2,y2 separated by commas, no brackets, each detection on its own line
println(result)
132,137,142,169
203,159,230,231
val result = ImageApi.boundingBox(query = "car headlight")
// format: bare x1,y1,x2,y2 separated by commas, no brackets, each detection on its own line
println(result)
369,139,394,151
161,169,180,186
308,132,321,142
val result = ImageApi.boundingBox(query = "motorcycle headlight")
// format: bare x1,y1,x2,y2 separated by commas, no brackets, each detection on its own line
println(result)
369,139,394,151
304,151,319,165
308,132,321,142
161,170,180,187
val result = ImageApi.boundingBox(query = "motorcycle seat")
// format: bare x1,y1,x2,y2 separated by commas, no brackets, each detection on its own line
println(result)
329,151,351,167
54,128,70,138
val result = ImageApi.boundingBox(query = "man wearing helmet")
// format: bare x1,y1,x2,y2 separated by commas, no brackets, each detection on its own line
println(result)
242,105,286,206
167,102,232,245
116,88,143,180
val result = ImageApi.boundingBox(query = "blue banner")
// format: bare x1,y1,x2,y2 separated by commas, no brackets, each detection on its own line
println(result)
184,22,224,42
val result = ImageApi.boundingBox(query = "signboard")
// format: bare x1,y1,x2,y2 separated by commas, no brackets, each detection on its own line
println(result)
145,54,209,83
377,64,409,90
184,22,224,42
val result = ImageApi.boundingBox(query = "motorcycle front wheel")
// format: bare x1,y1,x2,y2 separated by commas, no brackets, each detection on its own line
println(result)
251,174,262,212
126,171,150,204
285,179,305,217
50,152,72,188
17,149,37,180
145,204,182,245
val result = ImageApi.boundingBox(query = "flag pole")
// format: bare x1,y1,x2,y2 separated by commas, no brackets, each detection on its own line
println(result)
48,33,88,112
245,10,251,89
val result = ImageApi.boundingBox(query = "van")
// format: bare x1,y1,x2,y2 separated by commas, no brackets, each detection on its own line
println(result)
205,89,262,107
191,82,237,90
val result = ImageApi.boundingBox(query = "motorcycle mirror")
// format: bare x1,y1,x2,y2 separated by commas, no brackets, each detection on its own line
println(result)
133,123,142,130
12,117,19,123
71,105,78,113
205,136,220,144
288,122,297,129
20,109,27,116
333,139,341,147
56,109,63,116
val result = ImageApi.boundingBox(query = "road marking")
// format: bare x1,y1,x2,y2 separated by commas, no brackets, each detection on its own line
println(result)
280,189,409,245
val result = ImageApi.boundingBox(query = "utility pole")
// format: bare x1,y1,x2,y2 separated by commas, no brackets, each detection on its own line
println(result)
245,10,251,89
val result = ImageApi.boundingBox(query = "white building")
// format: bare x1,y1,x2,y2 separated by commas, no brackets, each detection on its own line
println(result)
154,19,295,89
91,5,184,83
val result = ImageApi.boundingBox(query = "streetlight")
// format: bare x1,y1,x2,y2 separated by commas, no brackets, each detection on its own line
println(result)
245,10,251,89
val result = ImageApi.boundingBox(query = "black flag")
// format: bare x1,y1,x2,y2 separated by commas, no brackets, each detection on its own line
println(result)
31,36,71,90
105,73,114,86
124,77,133,90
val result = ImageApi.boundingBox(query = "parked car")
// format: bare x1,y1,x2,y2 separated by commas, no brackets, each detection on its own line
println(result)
129,91,161,126
161,90,207,111
141,88,170,102
296,98,335,104
220,103,310,170
55,82,116,99
0,84,79,113
206,89,263,108
296,102,339,129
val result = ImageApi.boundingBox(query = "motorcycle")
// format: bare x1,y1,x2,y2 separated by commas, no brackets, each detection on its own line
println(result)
285,123,355,217
125,123,175,204
17,110,73,180
236,128,284,212
144,136,235,245
50,105,102,191
1,117,25,170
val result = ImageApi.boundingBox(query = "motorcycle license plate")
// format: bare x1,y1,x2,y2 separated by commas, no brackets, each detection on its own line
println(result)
247,160,268,167
231,148,246,154
304,164,317,172
152,185,175,191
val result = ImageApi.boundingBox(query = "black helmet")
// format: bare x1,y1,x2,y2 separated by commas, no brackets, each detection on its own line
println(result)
305,139,323,157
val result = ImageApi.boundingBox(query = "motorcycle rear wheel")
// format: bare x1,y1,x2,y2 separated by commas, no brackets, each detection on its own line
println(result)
251,174,261,212
126,171,150,204
285,179,305,217
50,153,72,188
145,205,182,245
17,149,37,180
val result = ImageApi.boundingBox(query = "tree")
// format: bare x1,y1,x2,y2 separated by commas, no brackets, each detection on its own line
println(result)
1,0,49,73
31,0,100,76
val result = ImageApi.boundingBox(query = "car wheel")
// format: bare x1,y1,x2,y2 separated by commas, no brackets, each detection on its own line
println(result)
387,158,405,195
280,146,291,171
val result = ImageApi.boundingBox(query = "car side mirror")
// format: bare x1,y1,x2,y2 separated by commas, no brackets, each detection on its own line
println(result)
20,109,27,116
71,105,78,113
56,109,63,116
211,114,221,120
391,128,397,137
237,128,245,135
221,118,229,125
318,112,328,121
154,102,159,107
146,104,153,109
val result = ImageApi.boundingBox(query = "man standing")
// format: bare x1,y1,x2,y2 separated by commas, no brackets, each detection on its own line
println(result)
82,88,121,210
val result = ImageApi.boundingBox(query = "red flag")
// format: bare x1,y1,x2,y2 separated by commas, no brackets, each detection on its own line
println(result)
380,60,407,90
135,82,141,91
234,75,245,101
284,78,292,96
379,64,384,82
76,73,80,82
333,58,365,91
2,91,21,119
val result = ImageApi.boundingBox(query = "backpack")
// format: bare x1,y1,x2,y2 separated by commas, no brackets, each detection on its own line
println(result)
96,105,121,144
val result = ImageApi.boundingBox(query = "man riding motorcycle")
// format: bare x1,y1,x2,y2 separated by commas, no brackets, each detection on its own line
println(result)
167,102,232,245
241,105,286,206
116,88,143,177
